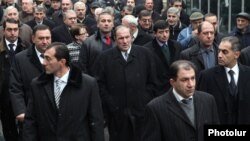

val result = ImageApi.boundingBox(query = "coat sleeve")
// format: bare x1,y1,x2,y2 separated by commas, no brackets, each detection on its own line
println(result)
9,56,26,116
145,48,160,100
88,78,104,141
79,43,89,74
22,81,38,141
142,105,161,141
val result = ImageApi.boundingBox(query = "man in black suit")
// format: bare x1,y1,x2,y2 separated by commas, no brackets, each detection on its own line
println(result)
144,20,182,94
26,6,55,30
239,46,250,66
52,9,76,44
52,0,73,25
23,42,104,141
180,21,218,74
143,60,219,141
198,36,250,124
95,25,158,141
121,15,153,46
0,18,29,141
79,11,116,76
9,25,51,133
73,1,95,35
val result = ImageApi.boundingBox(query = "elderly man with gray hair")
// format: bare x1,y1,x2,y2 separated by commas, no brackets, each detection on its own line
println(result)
166,7,186,40
122,14,153,46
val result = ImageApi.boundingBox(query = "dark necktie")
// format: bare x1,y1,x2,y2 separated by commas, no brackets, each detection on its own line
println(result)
228,70,237,96
204,49,215,69
161,44,170,64
8,43,15,63
9,43,15,53
182,98,192,105
105,35,111,46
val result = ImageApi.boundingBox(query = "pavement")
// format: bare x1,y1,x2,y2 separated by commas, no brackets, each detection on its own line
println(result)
0,120,108,141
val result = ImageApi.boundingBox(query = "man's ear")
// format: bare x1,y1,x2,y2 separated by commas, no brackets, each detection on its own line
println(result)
170,78,175,86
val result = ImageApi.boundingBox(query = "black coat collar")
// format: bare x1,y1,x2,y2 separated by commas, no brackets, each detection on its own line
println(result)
36,65,82,87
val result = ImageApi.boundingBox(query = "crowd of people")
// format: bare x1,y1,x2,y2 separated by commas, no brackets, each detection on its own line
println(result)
0,0,250,141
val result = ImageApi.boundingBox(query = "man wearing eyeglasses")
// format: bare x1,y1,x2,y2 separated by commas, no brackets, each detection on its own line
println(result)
52,9,77,44
0,18,29,141
138,10,154,36
67,23,88,67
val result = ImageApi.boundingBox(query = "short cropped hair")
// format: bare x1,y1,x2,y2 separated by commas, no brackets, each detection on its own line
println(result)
3,18,20,29
221,36,241,51
33,24,51,35
153,20,169,32
46,42,70,66
169,60,197,80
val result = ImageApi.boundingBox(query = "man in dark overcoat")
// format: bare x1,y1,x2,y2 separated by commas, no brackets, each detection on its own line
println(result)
94,25,158,141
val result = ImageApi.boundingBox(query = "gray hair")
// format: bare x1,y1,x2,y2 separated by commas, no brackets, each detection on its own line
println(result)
122,15,138,26
221,36,241,51
63,9,76,20
4,6,18,17
167,7,180,17
74,1,86,11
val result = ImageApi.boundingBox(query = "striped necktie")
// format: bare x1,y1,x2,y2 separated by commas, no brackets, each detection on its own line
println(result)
55,79,62,108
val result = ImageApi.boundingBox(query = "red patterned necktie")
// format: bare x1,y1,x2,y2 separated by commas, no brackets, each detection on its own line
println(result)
105,35,111,45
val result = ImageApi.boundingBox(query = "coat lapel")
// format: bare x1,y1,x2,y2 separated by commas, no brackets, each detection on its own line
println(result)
44,80,58,111
237,64,248,101
27,45,44,72
214,66,228,100
166,91,195,128
193,92,204,129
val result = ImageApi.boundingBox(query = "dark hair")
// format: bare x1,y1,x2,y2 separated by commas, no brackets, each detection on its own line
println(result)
153,20,169,32
169,60,197,80
138,9,151,19
46,42,70,66
204,12,217,18
221,36,241,51
69,23,86,40
3,18,20,29
33,24,51,35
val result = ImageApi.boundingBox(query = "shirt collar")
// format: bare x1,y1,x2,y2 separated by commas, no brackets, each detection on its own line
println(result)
5,39,17,47
34,46,43,58
224,63,239,74
121,46,132,54
133,29,139,39
156,39,168,47
172,88,193,102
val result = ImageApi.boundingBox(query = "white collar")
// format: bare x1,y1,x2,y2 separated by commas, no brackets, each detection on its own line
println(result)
5,39,17,47
224,63,239,74
172,88,193,102
121,46,132,55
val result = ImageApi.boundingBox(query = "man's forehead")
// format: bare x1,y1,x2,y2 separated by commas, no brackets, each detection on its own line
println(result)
99,14,113,19
35,30,51,36
6,22,18,27
8,9,18,14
